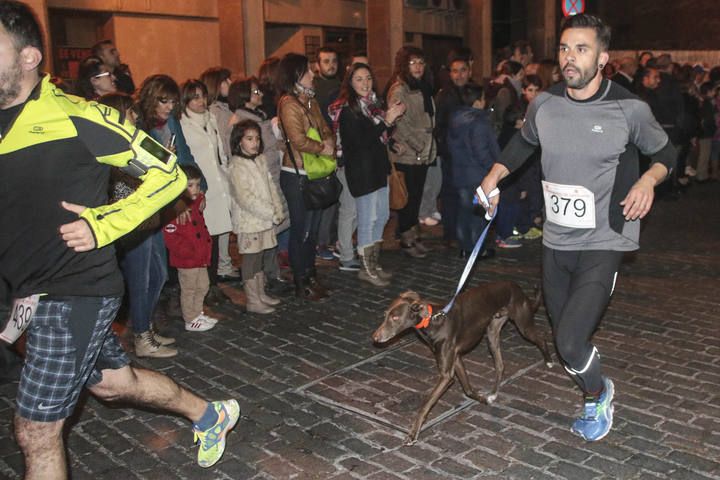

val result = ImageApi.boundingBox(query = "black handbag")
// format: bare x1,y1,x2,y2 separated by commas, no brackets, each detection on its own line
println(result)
298,172,343,210
279,110,342,210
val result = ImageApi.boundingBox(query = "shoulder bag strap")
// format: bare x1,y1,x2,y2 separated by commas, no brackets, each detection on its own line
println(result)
277,103,302,177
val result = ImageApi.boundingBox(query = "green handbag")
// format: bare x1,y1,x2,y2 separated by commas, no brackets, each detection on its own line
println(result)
302,127,337,180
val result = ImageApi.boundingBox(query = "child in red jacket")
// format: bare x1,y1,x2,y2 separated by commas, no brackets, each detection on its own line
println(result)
163,165,218,332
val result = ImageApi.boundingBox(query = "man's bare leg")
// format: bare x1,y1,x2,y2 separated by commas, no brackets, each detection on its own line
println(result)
14,416,66,480
88,365,207,422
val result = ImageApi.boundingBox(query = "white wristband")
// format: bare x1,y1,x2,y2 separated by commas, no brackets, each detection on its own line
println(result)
475,186,500,220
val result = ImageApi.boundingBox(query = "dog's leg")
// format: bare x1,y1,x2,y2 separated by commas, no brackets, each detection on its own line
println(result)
405,349,455,445
454,356,486,403
512,305,554,368
486,313,508,404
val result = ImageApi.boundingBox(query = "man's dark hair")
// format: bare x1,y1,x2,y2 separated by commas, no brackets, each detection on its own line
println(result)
447,46,473,67
638,66,658,80
523,74,543,90
90,39,113,57
459,84,484,107
700,81,715,97
559,14,611,52
317,46,338,57
0,1,44,60
500,60,523,77
181,164,204,181
709,66,720,85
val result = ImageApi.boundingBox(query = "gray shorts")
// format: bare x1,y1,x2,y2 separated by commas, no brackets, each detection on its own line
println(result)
16,296,129,422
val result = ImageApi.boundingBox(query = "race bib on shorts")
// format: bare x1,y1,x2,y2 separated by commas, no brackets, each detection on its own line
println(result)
542,181,596,229
0,294,40,344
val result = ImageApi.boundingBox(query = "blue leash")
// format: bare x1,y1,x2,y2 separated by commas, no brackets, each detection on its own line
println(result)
440,210,496,315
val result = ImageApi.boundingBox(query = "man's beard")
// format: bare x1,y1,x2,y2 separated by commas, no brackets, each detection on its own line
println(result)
562,60,599,90
0,55,23,108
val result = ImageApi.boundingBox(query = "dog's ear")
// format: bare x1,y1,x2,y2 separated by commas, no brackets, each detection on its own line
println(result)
409,302,423,314
409,302,432,318
400,290,420,302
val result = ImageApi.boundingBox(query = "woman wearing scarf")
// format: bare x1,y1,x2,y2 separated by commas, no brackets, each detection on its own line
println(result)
179,80,236,305
276,53,335,301
386,46,437,258
329,63,405,286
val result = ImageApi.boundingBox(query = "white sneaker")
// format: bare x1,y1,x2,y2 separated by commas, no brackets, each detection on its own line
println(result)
185,316,216,332
199,312,219,324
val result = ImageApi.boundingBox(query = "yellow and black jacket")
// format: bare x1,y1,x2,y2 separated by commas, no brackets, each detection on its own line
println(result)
0,75,186,300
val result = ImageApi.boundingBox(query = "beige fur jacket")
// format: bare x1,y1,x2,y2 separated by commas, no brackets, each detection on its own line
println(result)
228,153,286,234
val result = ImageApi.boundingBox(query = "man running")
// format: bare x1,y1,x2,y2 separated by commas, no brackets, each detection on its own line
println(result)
478,14,675,441
0,3,239,477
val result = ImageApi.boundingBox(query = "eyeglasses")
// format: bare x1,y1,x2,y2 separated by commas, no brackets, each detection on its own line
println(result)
158,97,177,105
93,71,112,79
409,59,426,66
251,89,263,95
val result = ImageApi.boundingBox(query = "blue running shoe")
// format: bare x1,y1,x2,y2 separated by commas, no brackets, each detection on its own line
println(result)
571,378,615,442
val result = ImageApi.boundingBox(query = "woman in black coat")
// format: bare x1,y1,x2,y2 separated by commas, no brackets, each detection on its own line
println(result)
330,63,405,286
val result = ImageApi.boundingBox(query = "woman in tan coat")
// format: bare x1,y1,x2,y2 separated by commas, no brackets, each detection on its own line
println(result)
277,53,336,301
386,46,437,258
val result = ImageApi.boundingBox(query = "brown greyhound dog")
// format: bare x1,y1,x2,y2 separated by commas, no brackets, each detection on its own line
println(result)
372,281,553,444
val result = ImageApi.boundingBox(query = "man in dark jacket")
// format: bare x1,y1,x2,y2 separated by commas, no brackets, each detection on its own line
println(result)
446,84,499,258
434,47,474,246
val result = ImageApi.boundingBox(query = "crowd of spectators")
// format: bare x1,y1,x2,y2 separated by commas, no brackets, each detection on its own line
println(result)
49,40,720,359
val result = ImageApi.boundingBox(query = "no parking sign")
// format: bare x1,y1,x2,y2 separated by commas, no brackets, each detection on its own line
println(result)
562,0,585,16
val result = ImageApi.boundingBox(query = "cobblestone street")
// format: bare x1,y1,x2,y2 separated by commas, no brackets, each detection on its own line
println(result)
1,184,719,479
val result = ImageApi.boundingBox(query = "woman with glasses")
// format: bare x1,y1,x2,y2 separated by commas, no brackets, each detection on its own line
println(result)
228,77,290,294
276,53,335,301
128,75,203,335
77,56,116,100
386,46,436,258
179,79,237,307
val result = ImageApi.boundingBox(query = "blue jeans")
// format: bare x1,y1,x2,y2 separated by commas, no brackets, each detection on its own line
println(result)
118,229,167,334
280,171,323,278
355,186,389,248
496,199,521,239
456,188,488,252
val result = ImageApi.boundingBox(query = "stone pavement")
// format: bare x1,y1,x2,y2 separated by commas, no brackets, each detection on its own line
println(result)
1,183,719,479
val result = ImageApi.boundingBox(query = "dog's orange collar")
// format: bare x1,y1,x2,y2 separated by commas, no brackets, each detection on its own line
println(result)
414,305,432,329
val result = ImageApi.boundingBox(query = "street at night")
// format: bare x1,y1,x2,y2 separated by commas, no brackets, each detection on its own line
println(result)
2,183,718,479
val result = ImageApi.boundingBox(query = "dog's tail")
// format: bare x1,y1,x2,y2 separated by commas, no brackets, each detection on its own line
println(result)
531,285,543,313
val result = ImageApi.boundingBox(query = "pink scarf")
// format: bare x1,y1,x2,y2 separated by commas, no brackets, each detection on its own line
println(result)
328,92,387,158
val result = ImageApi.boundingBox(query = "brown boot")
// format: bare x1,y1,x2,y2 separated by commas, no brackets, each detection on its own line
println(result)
373,241,392,281
400,230,426,258
134,331,178,358
358,245,389,286
243,276,275,314
412,225,430,254
255,272,280,306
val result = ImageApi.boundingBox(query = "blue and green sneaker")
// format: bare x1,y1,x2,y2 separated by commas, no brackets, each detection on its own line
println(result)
571,377,615,442
193,399,241,468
